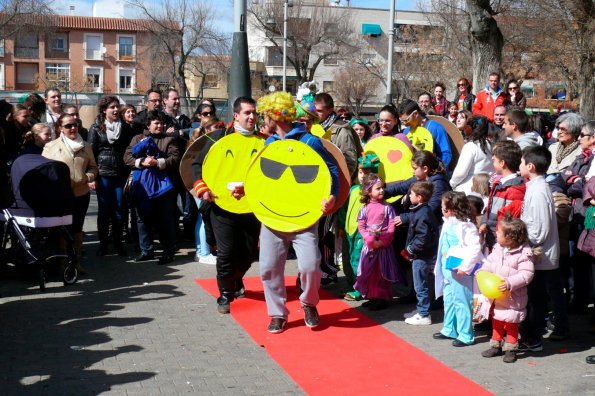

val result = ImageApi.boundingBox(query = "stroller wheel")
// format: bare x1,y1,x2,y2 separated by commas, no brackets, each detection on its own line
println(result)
38,268,46,292
63,264,78,285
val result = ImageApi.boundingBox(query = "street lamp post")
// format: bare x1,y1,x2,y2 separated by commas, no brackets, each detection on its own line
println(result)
228,0,251,120
282,1,293,92
386,0,396,104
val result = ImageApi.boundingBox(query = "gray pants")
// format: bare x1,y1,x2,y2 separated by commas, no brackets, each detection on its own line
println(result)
259,223,322,319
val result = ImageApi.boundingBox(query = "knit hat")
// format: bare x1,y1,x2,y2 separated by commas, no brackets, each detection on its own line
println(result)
257,91,297,123
358,152,380,173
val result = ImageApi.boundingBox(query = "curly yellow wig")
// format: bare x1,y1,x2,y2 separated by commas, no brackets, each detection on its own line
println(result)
257,91,297,123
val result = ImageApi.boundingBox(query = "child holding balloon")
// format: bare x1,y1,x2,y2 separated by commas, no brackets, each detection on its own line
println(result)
478,214,534,363
433,191,483,347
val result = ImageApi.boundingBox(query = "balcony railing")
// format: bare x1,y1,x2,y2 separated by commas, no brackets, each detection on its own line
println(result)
116,50,136,61
45,49,69,59
14,47,39,59
85,49,103,60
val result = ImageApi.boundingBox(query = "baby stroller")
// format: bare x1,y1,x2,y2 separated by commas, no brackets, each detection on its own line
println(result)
1,154,78,291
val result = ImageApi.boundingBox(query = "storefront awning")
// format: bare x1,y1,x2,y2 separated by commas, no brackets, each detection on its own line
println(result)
362,24,382,37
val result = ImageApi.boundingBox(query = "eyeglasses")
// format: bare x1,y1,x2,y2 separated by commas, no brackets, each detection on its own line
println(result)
580,133,592,138
509,86,519,90
147,99,161,103
201,112,213,116
399,110,417,123
63,123,78,129
457,83,466,87
557,126,571,135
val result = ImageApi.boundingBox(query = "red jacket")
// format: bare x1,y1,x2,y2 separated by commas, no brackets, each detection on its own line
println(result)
483,174,526,249
472,88,506,122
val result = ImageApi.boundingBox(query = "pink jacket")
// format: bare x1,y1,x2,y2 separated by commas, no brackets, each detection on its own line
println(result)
480,243,535,323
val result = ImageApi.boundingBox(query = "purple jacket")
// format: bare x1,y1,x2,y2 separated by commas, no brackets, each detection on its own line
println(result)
480,243,535,323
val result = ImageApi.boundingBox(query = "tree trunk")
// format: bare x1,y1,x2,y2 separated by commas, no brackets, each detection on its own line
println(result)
466,0,503,92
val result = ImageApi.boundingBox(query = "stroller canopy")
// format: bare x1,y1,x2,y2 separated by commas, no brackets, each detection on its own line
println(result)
10,154,74,217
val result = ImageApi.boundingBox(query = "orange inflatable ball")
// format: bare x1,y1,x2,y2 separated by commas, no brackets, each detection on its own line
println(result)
476,271,504,299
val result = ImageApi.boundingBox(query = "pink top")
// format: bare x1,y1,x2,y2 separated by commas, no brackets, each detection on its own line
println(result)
358,200,396,248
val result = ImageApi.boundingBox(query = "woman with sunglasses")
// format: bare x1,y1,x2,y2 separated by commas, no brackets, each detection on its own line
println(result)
505,79,526,110
43,113,98,273
88,96,134,257
452,78,475,112
191,102,216,129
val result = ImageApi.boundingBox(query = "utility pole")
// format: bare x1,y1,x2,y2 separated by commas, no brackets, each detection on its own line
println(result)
228,0,252,120
386,0,396,104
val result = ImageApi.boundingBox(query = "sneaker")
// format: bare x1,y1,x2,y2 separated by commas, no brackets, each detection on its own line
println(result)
198,254,217,265
403,309,418,319
303,305,320,328
548,331,568,341
267,317,287,334
158,254,175,265
518,340,543,352
405,313,432,325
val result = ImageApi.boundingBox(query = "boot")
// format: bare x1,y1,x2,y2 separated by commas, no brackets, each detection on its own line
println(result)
73,232,87,275
502,342,518,363
481,339,503,358
112,220,127,256
216,277,235,314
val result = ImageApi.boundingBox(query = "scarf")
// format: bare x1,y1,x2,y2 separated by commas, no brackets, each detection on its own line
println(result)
320,111,339,131
583,149,593,163
105,120,122,144
556,140,580,165
61,133,85,156
234,122,254,136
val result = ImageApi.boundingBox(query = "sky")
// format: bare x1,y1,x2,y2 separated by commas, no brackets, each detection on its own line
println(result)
52,0,420,18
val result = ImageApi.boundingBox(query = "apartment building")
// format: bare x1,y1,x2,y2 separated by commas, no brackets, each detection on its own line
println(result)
0,14,161,97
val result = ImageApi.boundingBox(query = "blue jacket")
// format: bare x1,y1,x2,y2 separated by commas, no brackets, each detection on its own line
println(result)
404,120,452,168
265,123,339,198
384,173,451,224
406,202,439,260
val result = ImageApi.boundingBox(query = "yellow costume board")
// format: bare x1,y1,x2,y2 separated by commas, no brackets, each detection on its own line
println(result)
310,124,331,140
363,136,414,203
245,140,331,233
407,126,434,153
203,133,264,214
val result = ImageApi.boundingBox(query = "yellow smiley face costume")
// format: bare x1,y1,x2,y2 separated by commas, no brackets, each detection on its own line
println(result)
407,126,434,152
363,136,413,202
244,140,331,232
202,133,264,214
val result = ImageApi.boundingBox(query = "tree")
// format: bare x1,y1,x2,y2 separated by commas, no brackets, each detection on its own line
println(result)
0,0,54,42
249,0,355,84
333,64,380,116
126,0,228,110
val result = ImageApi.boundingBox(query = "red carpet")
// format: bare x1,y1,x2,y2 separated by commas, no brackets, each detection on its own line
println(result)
196,276,492,395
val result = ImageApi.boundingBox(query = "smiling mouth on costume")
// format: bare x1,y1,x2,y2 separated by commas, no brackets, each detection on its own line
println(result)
260,202,309,218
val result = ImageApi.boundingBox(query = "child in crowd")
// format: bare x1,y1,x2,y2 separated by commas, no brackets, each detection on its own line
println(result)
355,173,400,310
470,172,490,212
519,146,568,351
403,181,439,325
481,141,525,250
447,103,458,124
20,123,52,155
480,214,535,363
434,191,483,347
338,153,380,301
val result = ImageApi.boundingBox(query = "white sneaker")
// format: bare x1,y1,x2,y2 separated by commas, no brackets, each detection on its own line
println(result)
403,309,418,319
405,313,432,325
199,254,217,265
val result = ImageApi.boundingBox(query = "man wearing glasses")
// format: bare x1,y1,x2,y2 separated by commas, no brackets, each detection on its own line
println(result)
472,72,506,122
134,88,163,129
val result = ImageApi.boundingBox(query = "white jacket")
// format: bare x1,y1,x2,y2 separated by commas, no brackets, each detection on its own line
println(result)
449,140,494,195
520,176,560,270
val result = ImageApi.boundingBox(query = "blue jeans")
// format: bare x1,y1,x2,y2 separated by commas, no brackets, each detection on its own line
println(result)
136,190,177,255
412,259,430,317
193,196,210,257
96,175,126,222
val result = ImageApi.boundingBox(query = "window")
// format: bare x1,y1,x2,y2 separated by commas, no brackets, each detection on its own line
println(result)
16,63,38,84
85,67,102,92
15,32,38,58
50,33,68,52
266,47,283,67
204,73,218,89
323,80,334,93
84,33,103,60
118,35,135,60
323,52,339,66
45,63,70,90
0,63,4,90
0,40,4,57
118,68,134,93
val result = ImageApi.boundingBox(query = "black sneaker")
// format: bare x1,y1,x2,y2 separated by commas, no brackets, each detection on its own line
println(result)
134,251,154,262
267,317,287,334
303,305,320,328
518,340,543,352
158,254,174,265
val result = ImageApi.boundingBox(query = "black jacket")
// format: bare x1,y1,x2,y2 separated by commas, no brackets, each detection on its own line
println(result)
87,120,133,178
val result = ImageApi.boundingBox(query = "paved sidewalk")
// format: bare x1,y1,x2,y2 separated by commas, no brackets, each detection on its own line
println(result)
1,196,594,395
